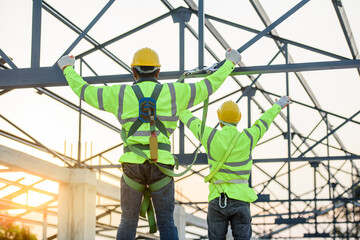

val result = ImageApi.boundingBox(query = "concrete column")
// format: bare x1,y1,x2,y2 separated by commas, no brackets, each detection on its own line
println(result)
58,169,97,240
174,204,187,240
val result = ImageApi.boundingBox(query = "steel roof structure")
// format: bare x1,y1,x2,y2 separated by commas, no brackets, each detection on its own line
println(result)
0,0,359,239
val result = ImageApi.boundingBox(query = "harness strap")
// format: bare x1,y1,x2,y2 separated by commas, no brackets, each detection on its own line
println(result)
127,119,143,137
204,131,241,183
128,84,168,137
151,84,168,137
132,84,145,99
155,119,168,137
123,143,171,153
150,84,163,100
123,173,172,233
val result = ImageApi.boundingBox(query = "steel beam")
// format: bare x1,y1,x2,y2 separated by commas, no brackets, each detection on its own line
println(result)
1,59,359,89
332,0,360,74
298,110,360,158
42,1,131,72
203,12,349,60
239,0,310,54
58,0,115,58
75,10,173,60
175,153,360,165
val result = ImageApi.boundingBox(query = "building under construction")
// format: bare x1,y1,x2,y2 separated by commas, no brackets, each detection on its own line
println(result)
0,0,359,239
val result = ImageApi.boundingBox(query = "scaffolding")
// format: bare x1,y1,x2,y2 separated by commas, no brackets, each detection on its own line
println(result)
0,0,359,239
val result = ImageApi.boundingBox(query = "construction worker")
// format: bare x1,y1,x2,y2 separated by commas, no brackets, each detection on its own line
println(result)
179,96,292,239
57,47,242,239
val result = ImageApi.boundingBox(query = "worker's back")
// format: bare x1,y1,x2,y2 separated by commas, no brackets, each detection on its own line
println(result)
182,104,282,202
115,61,236,165
202,125,258,203
118,81,184,165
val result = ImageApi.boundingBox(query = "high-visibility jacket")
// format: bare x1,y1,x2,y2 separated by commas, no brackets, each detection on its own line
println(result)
179,104,281,202
63,60,235,165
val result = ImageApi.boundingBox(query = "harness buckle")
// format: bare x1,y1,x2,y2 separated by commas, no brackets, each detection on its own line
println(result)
219,193,227,208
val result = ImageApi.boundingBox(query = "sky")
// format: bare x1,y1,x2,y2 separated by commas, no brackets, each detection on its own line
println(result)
0,0,360,239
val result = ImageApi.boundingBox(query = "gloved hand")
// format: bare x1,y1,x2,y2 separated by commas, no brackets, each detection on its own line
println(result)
225,48,242,65
58,55,75,71
275,96,293,109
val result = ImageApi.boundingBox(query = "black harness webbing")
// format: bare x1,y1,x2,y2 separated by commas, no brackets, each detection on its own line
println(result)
123,143,171,153
127,84,168,138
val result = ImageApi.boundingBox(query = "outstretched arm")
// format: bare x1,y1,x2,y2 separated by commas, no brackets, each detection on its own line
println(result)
179,109,202,141
58,55,119,114
246,96,292,149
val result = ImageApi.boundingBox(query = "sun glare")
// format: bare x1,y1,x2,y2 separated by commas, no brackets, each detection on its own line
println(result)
0,186,21,198
0,164,9,170
7,209,27,215
34,180,59,194
0,172,24,182
12,190,53,207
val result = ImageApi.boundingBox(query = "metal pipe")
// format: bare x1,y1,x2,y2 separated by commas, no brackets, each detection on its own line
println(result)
285,43,292,218
198,0,204,69
58,0,115,58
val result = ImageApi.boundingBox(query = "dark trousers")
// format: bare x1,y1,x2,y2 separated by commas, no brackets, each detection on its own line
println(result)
207,195,252,240
116,162,178,240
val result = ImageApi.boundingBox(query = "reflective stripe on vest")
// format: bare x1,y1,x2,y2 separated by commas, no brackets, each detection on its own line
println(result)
186,116,197,129
214,179,248,184
131,128,175,137
97,88,104,110
217,168,251,175
223,154,252,167
80,84,89,101
117,85,127,124
187,83,196,108
167,83,177,117
259,119,268,130
207,128,217,161
204,79,213,95
244,129,253,154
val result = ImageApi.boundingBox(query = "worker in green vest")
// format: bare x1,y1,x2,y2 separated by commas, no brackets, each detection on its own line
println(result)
57,47,242,239
179,96,292,239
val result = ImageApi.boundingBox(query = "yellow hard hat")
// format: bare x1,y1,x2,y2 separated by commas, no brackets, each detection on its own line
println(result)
131,47,161,67
217,100,241,124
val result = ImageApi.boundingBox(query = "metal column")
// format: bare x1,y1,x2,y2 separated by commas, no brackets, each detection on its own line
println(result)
171,8,191,155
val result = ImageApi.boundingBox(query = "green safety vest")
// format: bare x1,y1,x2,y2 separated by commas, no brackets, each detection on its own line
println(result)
63,60,235,166
179,104,281,202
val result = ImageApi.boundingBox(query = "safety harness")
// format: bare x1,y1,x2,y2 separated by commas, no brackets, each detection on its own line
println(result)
204,131,242,208
120,81,206,233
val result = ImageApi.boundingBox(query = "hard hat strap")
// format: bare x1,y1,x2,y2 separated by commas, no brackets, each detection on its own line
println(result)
219,119,238,127
134,65,159,73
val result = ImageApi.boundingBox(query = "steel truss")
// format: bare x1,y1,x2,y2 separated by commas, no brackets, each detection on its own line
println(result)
0,0,359,239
